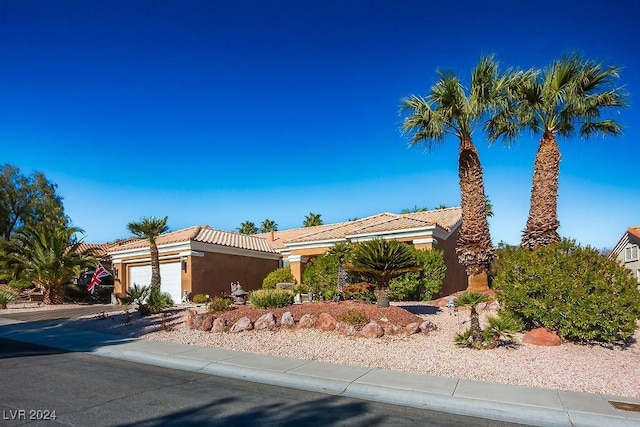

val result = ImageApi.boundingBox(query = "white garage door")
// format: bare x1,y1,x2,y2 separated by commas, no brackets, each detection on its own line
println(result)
128,262,182,304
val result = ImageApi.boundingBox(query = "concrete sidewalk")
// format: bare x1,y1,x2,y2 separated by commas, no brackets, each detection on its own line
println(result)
1,317,639,427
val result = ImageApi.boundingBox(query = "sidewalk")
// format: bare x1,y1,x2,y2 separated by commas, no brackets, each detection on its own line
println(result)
1,316,639,427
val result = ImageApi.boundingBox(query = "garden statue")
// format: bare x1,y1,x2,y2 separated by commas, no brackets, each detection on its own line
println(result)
231,281,248,305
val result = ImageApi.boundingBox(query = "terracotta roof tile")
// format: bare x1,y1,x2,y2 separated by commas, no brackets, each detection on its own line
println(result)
628,227,640,240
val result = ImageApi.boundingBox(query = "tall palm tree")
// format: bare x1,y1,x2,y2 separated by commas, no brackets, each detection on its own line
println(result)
259,218,278,233
328,242,351,294
126,216,169,292
237,221,258,234
0,224,95,304
303,212,323,227
402,56,520,290
487,53,627,249
347,239,421,307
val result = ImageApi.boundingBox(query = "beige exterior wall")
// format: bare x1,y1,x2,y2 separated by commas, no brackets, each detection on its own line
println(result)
436,228,467,296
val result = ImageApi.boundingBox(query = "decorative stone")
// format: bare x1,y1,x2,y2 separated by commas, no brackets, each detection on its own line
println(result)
419,320,437,334
211,317,227,333
280,312,295,328
185,309,198,328
405,322,421,335
335,321,358,336
254,313,278,330
298,314,316,328
381,323,403,336
199,313,216,331
230,316,253,333
360,321,384,338
317,313,337,331
523,328,561,346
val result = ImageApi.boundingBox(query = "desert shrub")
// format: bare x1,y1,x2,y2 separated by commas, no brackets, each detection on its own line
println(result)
303,253,338,299
8,279,33,291
336,307,370,329
121,283,150,306
0,288,18,309
390,248,445,301
262,267,295,289
191,293,210,304
121,284,172,316
493,239,640,344
249,289,294,309
454,312,520,349
208,296,233,313
145,289,174,315
342,282,376,302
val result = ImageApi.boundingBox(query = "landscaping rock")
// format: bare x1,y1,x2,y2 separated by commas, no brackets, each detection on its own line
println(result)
230,316,253,333
317,313,337,331
254,313,277,330
298,314,316,328
199,313,216,331
523,328,561,346
335,321,358,336
361,321,384,338
405,322,421,335
280,311,295,328
419,320,437,334
381,323,403,336
211,317,227,333
185,309,197,328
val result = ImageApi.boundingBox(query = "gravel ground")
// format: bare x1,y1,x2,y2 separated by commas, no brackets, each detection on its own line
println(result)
53,302,640,399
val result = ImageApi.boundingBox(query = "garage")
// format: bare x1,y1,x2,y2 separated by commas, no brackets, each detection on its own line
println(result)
128,262,182,304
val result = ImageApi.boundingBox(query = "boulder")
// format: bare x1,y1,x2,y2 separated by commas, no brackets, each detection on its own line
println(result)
523,328,561,346
230,317,253,333
211,317,227,333
360,321,384,338
405,322,421,335
254,313,278,330
335,321,358,336
199,313,216,331
185,309,198,328
419,320,437,334
381,323,403,336
317,313,337,331
280,312,295,328
298,314,317,328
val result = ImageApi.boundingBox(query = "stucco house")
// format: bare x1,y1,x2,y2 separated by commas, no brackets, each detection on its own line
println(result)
609,226,640,283
106,207,467,303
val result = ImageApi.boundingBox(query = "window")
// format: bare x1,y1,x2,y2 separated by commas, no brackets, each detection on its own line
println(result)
625,245,639,262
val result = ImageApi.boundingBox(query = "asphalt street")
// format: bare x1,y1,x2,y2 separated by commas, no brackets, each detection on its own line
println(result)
0,338,523,426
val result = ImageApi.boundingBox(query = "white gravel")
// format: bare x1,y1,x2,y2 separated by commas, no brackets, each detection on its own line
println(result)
55,305,640,399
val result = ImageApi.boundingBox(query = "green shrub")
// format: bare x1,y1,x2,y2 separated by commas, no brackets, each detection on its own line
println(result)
303,253,338,298
493,239,640,344
0,288,18,309
8,279,33,291
389,248,445,301
145,289,174,315
336,307,370,329
208,296,233,313
249,289,293,309
342,282,376,302
191,293,210,304
121,284,150,306
262,267,295,289
454,312,520,349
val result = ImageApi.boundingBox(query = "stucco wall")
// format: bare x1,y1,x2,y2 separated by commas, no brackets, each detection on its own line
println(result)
437,228,468,296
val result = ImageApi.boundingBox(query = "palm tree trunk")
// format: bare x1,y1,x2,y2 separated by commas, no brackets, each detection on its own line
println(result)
44,286,65,304
149,241,161,292
456,138,494,291
521,131,561,250
337,262,348,293
375,282,390,307
470,306,482,345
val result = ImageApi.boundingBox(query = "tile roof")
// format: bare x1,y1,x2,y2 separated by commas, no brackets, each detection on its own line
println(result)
628,226,640,240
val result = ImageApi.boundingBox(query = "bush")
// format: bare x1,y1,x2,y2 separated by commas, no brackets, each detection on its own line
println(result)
262,267,295,289
8,279,33,291
303,253,338,298
389,248,445,301
336,307,370,329
191,293,210,304
493,239,640,344
342,282,376,302
208,296,233,313
145,289,174,315
0,288,18,309
249,289,293,309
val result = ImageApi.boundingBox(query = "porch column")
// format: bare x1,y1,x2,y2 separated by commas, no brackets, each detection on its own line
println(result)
288,255,309,284
112,260,124,298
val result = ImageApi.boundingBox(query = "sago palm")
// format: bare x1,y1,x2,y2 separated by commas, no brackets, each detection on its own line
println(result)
347,239,421,307
487,53,627,249
127,216,169,292
402,56,522,290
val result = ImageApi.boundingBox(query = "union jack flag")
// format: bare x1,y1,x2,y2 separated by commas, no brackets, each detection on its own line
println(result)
87,262,111,294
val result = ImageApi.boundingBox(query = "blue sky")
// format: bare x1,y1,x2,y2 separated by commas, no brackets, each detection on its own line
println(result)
1,0,639,250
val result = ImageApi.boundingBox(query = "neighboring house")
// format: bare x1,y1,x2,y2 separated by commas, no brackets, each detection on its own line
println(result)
609,226,640,284
102,207,468,303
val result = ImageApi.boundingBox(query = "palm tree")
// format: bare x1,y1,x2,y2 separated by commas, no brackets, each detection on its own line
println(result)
237,221,258,235
454,291,490,346
126,216,169,292
328,242,351,294
347,239,421,307
259,218,278,233
0,224,95,304
303,212,323,227
402,56,520,290
487,53,627,249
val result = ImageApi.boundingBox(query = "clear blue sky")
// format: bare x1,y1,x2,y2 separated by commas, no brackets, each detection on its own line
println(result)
1,0,639,250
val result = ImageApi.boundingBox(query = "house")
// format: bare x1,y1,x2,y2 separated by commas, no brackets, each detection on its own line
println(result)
106,207,468,303
609,226,640,283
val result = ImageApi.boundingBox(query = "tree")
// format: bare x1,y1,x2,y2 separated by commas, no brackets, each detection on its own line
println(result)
401,205,428,214
303,212,323,227
328,242,352,295
126,216,169,292
0,164,68,241
347,239,421,307
487,53,627,249
402,56,521,290
454,291,490,346
0,224,95,304
259,219,278,233
237,221,258,234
